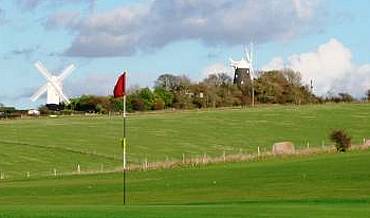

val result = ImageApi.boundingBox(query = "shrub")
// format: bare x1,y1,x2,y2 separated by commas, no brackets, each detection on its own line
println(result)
153,99,165,110
38,105,51,115
131,98,145,111
330,129,351,152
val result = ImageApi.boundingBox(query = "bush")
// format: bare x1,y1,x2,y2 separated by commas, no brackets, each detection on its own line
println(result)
153,99,165,110
330,129,351,152
131,98,145,111
38,105,51,115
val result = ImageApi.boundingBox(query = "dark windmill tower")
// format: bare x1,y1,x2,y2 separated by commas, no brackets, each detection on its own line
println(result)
230,45,256,106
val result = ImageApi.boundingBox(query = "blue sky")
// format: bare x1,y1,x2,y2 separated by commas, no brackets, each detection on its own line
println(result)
0,0,369,109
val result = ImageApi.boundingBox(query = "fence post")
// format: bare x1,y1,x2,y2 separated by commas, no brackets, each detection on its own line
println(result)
77,164,81,174
182,153,185,164
53,168,57,177
223,150,226,163
100,164,104,173
257,146,260,160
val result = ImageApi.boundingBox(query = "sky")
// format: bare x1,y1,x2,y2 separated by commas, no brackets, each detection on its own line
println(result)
0,0,369,109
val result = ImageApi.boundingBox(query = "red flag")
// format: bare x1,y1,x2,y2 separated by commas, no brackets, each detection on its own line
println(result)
114,73,126,98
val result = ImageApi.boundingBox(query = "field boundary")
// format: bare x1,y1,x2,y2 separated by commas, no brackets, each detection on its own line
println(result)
1,142,368,180
47,143,370,177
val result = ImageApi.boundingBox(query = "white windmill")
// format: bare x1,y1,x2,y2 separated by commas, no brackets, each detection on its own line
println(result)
229,43,256,106
31,61,75,106
229,43,256,81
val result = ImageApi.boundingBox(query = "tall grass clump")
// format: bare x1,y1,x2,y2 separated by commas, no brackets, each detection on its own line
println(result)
330,129,351,152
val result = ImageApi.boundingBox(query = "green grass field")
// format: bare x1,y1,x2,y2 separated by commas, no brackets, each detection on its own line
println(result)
0,150,369,217
0,103,370,217
0,103,369,178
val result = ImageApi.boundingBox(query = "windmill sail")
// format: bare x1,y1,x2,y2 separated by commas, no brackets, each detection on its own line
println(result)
31,61,75,106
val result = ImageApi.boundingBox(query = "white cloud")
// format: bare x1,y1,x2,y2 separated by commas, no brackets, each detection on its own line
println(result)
292,0,321,19
263,38,370,98
46,0,325,57
262,57,285,71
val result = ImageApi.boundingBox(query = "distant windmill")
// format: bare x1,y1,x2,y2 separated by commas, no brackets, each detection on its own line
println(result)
31,61,75,107
229,43,256,106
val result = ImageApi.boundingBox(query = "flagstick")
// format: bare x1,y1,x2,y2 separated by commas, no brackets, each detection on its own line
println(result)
122,73,127,206
122,96,127,205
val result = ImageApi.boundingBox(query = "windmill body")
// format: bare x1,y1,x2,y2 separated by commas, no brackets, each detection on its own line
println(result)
229,45,255,86
46,76,63,105
229,44,256,106
31,61,75,108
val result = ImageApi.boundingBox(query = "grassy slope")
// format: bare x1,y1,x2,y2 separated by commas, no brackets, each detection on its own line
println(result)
0,103,369,178
0,150,369,217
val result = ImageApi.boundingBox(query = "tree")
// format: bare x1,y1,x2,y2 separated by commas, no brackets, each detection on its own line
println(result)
38,105,51,115
203,74,219,87
154,74,191,93
59,69,325,113
254,70,317,105
283,69,302,87
130,98,145,111
203,73,232,87
366,89,370,101
154,74,178,90
152,99,165,110
338,93,354,102
255,71,288,104
138,88,155,110
67,95,111,113
173,93,194,109
201,73,236,107
173,75,191,93
154,88,174,107
109,97,123,112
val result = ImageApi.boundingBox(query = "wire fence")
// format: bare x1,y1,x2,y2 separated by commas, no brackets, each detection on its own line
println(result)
1,140,369,181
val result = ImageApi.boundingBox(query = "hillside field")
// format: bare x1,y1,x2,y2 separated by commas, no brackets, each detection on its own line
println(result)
0,103,369,217
0,103,369,178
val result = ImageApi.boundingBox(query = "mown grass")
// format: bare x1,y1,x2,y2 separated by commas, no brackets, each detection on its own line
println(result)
0,150,369,217
0,103,369,178
1,203,369,218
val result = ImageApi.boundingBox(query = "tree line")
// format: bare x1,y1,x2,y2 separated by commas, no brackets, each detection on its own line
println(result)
1,69,367,116
51,69,367,114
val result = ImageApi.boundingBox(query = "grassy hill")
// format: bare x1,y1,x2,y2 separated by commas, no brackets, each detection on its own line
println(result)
0,103,369,178
0,150,369,217
0,103,369,217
